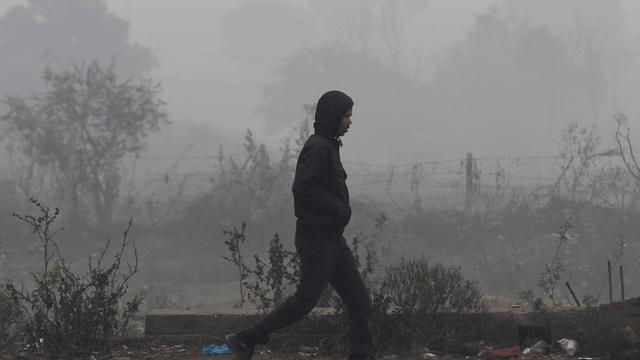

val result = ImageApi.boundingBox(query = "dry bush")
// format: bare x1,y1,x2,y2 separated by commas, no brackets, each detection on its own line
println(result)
4,198,142,357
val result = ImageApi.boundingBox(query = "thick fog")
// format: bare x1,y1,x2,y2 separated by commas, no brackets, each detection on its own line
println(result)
3,0,640,165
1,0,640,306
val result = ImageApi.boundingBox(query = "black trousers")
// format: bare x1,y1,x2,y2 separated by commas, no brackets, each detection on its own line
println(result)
256,226,374,359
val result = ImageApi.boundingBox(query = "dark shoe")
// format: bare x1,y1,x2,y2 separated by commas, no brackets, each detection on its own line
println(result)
225,332,255,360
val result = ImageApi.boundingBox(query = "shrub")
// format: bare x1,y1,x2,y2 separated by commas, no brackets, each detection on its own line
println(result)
5,199,142,357
329,255,485,353
0,287,22,344
373,258,487,352
382,258,486,316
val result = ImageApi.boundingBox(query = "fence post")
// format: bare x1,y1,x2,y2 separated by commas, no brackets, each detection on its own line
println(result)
608,260,613,303
620,265,625,301
465,152,473,209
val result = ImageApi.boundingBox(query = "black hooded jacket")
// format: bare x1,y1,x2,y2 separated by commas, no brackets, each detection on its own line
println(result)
292,90,353,232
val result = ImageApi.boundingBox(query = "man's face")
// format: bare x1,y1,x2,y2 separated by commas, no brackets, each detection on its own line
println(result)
338,108,353,137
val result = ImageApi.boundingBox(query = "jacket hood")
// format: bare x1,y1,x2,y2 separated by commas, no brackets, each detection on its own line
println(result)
314,90,353,139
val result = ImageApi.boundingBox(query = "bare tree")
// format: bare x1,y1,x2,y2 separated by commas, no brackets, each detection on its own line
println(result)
1,61,168,228
552,121,616,203
308,0,429,71
614,113,640,182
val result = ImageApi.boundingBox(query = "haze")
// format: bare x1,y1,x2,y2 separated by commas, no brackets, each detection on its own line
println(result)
3,0,640,166
1,0,640,305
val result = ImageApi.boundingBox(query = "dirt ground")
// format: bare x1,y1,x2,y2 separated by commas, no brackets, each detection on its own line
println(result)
1,346,464,360
0,331,630,360
1,341,613,360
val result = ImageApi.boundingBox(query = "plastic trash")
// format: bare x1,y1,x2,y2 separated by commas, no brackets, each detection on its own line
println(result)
622,325,640,345
298,345,319,356
486,345,522,357
518,325,551,347
202,344,232,356
529,340,549,354
557,338,578,356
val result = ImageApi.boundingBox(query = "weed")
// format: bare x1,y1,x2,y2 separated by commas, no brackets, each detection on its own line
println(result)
0,286,21,344
518,289,546,312
537,220,573,305
4,198,141,357
244,234,299,313
221,222,250,308
222,223,300,313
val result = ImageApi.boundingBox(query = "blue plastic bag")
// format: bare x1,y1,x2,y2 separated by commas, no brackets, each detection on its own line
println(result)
202,343,232,356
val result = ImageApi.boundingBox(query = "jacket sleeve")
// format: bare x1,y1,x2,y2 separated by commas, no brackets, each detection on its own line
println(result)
292,143,341,214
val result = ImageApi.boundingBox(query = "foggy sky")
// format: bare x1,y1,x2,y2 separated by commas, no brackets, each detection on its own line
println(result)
2,0,640,167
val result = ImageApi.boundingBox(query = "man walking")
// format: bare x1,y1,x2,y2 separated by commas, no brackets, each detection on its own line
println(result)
226,90,374,360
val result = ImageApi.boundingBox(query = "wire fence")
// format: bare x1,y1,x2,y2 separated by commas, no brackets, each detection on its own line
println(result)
119,151,572,211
